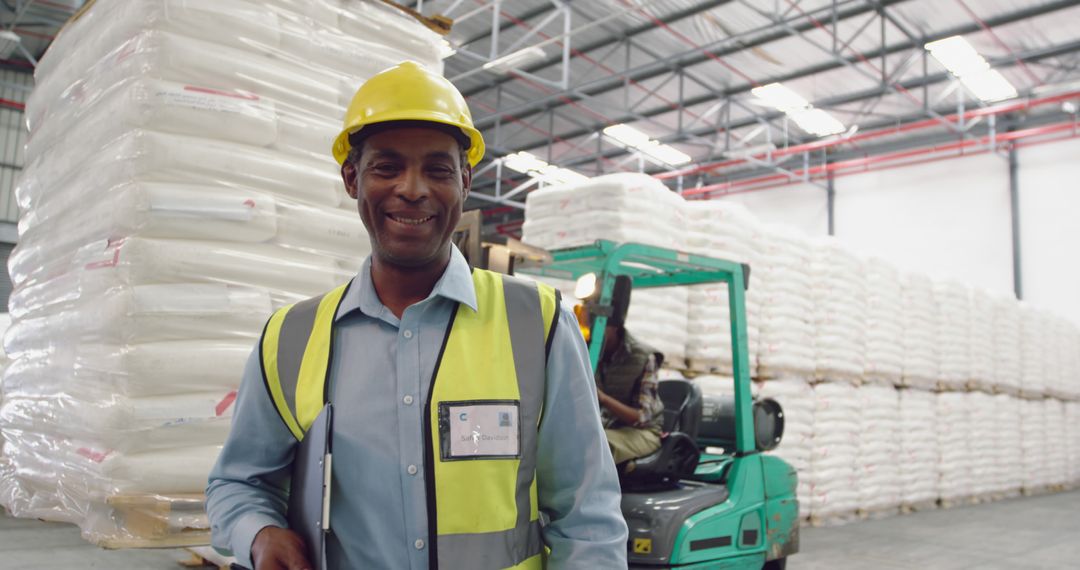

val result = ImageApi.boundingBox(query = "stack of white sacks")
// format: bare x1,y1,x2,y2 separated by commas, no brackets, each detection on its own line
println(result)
1067,403,1080,485
991,394,1023,498
521,173,687,252
967,392,997,499
899,273,938,389
936,392,973,504
807,382,860,520
810,240,867,381
968,289,995,391
933,281,972,390
863,259,904,383
898,389,938,508
0,0,443,545
684,201,762,375
753,228,817,378
854,385,901,515
520,174,1080,527
757,379,814,508
991,295,1023,394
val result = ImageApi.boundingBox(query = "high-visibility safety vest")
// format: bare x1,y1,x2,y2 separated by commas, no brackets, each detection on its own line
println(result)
259,268,561,569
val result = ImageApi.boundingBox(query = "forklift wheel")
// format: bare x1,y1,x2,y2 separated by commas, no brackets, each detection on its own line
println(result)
762,558,787,570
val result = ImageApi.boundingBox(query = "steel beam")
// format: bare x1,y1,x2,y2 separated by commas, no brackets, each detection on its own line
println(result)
1009,139,1023,299
474,0,1075,141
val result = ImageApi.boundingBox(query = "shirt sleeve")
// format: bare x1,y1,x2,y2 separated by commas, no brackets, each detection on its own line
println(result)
536,307,629,568
205,346,297,569
634,354,664,428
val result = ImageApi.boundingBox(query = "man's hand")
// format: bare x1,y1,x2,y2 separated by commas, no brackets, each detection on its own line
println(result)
251,526,313,570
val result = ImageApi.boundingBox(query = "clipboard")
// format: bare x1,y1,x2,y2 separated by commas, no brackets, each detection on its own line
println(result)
287,403,333,570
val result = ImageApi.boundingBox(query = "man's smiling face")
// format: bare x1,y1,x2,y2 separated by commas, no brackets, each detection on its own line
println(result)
343,127,471,269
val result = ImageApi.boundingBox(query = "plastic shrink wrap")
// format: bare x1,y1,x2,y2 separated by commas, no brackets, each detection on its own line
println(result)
684,201,761,376
811,239,867,382
855,384,901,515
807,382,859,520
935,392,972,503
0,0,443,547
757,378,813,512
898,389,938,507
754,228,816,379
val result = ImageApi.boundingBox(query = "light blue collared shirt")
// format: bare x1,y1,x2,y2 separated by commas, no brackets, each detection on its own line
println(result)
206,246,628,569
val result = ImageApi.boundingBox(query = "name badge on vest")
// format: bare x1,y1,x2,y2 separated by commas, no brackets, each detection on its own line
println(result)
438,400,521,461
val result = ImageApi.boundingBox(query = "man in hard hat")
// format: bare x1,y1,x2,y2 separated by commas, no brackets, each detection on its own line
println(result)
591,276,665,469
205,62,627,569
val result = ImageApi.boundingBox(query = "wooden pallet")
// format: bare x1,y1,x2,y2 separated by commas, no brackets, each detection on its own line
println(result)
97,493,211,550
899,500,938,514
183,546,235,570
808,512,861,528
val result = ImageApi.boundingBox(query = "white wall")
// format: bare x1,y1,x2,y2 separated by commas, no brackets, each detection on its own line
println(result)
1018,137,1080,328
832,153,1015,295
719,182,829,237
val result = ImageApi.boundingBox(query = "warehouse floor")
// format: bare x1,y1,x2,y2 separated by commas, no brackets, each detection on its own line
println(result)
2,490,1078,569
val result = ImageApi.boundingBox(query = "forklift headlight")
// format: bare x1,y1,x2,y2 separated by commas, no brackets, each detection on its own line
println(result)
573,272,598,300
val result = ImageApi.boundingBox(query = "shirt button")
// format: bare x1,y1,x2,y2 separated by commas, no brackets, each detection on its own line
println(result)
403,330,413,339
414,539,425,550
407,464,418,475
403,395,414,405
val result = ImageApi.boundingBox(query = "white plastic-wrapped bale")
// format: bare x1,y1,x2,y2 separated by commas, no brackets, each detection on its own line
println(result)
521,173,687,252
808,382,860,522
968,288,995,391
966,391,997,500
1067,402,1080,486
990,294,1022,394
863,258,903,384
898,389,938,508
1044,399,1069,488
1062,325,1080,401
684,201,762,376
1018,304,1048,397
757,378,814,514
810,239,867,382
686,285,759,377
754,228,816,379
0,0,441,547
899,273,938,389
991,394,1023,497
933,281,972,391
936,391,972,504
855,384,901,516
1019,398,1048,494
625,287,689,367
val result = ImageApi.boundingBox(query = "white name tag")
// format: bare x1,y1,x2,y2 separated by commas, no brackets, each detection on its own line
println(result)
439,401,521,460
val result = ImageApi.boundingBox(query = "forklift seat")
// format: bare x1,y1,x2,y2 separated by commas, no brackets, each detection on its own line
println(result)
620,379,703,490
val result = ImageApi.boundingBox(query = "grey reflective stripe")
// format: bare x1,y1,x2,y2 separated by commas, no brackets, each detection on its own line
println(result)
276,294,323,432
500,276,546,532
438,519,544,568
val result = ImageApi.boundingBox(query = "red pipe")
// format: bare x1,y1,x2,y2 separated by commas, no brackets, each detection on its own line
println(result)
0,97,25,110
682,119,1077,196
657,89,1080,180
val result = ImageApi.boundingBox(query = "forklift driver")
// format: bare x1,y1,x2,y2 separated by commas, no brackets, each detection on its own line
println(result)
593,276,666,470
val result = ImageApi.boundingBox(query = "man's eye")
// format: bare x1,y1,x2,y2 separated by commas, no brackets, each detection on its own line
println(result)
371,164,400,175
428,166,455,178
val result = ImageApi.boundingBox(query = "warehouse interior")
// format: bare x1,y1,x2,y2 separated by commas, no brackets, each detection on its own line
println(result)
0,0,1078,568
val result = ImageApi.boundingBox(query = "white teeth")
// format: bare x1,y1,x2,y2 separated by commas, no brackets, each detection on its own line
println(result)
390,215,433,225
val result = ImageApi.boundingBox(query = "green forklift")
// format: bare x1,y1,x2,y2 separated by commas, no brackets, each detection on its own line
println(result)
516,239,800,570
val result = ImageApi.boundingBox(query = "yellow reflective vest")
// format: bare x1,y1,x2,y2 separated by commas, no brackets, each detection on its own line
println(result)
259,268,561,569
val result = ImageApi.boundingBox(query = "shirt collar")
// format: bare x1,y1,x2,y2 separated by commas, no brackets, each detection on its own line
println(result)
335,245,478,322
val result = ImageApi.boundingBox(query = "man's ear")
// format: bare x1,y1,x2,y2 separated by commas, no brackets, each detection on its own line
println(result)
461,161,472,201
342,161,359,200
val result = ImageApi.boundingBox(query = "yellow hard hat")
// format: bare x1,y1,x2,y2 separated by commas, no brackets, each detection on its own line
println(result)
332,61,486,167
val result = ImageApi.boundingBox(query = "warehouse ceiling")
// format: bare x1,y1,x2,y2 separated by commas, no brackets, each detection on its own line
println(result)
0,0,81,69
404,0,1080,217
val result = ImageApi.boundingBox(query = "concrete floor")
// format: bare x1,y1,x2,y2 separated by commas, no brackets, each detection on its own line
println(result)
1,490,1078,569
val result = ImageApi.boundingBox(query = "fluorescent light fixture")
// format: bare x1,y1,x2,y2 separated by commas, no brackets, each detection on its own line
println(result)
750,82,847,138
502,151,588,185
960,69,1018,102
926,35,1017,103
789,108,847,137
602,124,692,166
751,83,811,113
482,46,546,74
439,39,457,59
925,36,988,77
